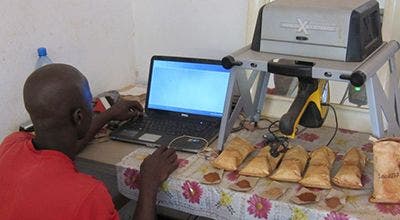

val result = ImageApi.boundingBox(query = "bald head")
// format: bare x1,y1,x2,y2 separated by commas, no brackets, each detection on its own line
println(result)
23,64,93,133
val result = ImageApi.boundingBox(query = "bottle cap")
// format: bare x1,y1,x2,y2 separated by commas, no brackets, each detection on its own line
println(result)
37,47,47,57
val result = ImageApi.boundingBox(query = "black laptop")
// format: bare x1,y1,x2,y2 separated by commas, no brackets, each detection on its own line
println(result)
110,56,230,153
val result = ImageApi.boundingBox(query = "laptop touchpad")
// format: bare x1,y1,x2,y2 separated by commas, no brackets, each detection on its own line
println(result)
138,133,162,142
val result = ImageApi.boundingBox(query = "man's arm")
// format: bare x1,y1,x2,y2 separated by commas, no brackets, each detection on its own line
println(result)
133,187,158,220
77,99,143,152
133,147,179,220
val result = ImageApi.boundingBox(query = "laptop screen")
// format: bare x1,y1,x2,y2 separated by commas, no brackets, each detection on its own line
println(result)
147,58,230,118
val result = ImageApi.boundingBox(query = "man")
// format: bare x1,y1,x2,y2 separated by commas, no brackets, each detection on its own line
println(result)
0,64,179,220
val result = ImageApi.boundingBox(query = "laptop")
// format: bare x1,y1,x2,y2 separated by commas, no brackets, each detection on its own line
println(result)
110,55,230,153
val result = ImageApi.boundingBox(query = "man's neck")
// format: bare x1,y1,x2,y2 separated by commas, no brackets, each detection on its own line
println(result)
33,128,78,160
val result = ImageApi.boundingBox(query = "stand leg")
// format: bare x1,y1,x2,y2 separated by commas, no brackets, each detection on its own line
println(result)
388,56,400,126
236,70,257,117
366,67,400,138
252,71,270,121
366,75,384,137
216,69,270,150
217,67,240,151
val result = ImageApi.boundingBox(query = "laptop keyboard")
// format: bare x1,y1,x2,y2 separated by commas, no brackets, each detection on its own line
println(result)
126,117,218,137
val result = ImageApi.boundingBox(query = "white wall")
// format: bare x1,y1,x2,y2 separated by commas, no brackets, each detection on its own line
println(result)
0,0,136,139
4,0,393,139
0,0,248,140
132,0,248,83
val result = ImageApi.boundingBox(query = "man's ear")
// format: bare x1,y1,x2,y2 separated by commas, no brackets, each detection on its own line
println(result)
72,108,83,126
72,107,92,140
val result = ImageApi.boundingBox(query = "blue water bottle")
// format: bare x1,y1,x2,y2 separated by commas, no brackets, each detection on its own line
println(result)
35,47,52,69
19,47,54,132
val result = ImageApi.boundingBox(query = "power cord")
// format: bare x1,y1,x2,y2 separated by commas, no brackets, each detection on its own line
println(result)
231,120,245,133
259,116,274,124
254,116,274,129
322,103,338,146
232,116,275,132
231,113,247,133
263,120,290,157
262,104,338,155
167,135,209,149
340,84,350,104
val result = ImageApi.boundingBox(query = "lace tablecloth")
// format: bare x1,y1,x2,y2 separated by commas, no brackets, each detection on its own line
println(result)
116,127,400,220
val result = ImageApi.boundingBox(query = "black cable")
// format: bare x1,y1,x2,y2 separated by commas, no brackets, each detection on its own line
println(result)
235,116,274,130
264,120,289,157
231,124,244,133
259,116,274,124
267,120,280,136
230,113,249,133
231,120,245,133
232,116,274,132
323,103,338,146
340,84,350,104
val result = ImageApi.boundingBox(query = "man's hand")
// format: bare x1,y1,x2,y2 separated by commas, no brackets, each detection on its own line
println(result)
107,99,143,121
76,99,143,154
133,147,177,220
139,147,179,193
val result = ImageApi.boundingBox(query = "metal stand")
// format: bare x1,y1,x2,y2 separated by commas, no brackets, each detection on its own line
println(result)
217,40,400,151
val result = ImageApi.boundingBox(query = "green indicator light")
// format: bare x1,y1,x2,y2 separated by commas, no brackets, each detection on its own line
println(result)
354,87,361,92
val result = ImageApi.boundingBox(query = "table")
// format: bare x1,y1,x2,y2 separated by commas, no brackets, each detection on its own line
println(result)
75,137,138,207
114,125,400,220
76,133,200,219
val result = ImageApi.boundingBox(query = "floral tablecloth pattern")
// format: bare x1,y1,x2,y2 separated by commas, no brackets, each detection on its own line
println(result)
116,126,400,220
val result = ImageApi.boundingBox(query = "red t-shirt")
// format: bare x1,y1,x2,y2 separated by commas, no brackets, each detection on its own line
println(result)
0,132,119,220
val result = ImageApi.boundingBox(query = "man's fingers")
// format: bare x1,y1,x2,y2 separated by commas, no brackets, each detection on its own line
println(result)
127,100,144,112
153,146,167,156
167,153,178,163
126,110,137,118
168,160,179,174
162,148,176,159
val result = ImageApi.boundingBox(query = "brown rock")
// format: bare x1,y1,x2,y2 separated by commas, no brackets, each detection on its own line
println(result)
325,197,342,209
203,172,220,183
297,192,317,202
236,179,251,188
